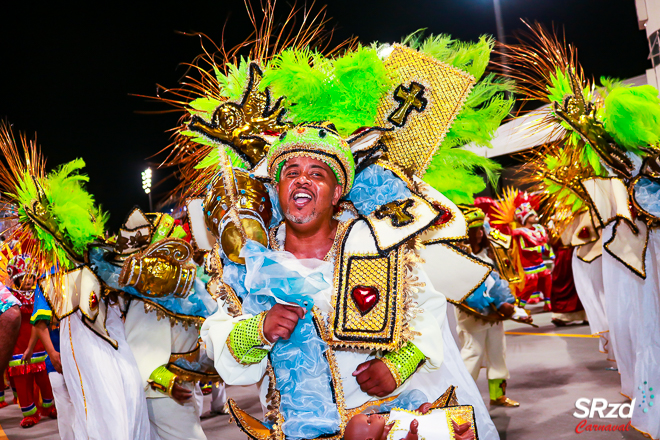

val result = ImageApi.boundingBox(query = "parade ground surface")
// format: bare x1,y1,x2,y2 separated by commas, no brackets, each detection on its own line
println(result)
0,304,647,440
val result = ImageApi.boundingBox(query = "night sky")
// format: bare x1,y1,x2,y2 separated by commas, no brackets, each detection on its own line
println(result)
0,0,650,230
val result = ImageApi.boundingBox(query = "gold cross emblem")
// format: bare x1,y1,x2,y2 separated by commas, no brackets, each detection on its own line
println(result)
388,82,428,127
374,199,415,227
489,229,506,241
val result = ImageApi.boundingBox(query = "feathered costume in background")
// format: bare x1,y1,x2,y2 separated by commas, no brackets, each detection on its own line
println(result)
498,22,660,439
0,122,106,282
499,22,660,256
488,187,545,299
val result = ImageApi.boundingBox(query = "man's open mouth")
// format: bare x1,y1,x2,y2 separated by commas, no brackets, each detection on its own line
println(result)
292,190,313,208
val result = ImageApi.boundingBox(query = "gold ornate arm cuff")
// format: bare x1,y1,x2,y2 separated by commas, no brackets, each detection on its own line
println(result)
148,365,177,397
257,311,271,346
380,342,426,388
226,312,270,365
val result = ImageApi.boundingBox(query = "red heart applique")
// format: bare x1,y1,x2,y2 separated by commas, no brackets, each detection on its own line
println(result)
351,286,379,316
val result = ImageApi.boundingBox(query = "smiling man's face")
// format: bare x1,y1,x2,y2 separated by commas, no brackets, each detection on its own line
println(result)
277,156,342,227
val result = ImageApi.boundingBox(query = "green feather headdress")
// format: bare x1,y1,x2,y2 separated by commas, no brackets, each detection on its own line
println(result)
0,122,107,276
150,7,510,206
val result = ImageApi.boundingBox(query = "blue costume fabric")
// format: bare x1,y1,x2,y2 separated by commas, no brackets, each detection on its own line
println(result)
0,284,19,314
30,288,59,374
634,177,660,218
240,240,341,440
348,165,412,216
464,272,514,315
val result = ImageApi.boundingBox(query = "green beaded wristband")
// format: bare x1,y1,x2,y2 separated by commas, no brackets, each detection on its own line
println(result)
148,365,177,397
380,342,426,387
227,312,269,365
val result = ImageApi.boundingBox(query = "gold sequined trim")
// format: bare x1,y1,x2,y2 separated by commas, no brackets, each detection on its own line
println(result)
603,218,650,279
68,317,87,418
257,311,270,345
380,356,403,387
264,362,281,424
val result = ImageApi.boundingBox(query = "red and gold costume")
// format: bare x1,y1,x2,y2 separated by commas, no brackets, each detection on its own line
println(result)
4,255,55,428
489,189,554,308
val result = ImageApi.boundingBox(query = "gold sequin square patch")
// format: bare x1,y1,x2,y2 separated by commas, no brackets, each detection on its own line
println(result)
329,248,405,351
376,44,475,177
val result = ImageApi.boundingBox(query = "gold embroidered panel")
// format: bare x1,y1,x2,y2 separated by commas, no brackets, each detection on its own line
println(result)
375,44,475,177
329,248,405,351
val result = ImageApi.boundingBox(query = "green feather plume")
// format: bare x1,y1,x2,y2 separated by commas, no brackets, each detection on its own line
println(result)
424,149,502,205
602,84,660,152
404,31,494,81
215,57,251,102
14,158,107,263
443,74,514,149
261,46,391,136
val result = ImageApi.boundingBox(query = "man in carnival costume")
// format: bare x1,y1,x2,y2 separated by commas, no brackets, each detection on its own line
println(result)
503,22,660,438
0,123,154,440
200,121,497,440
453,206,532,408
147,6,515,437
4,158,221,438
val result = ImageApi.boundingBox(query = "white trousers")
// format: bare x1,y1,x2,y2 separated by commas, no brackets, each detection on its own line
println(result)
572,254,614,358
602,225,660,439
456,310,509,382
49,371,75,440
211,382,227,413
147,384,206,440
60,306,153,440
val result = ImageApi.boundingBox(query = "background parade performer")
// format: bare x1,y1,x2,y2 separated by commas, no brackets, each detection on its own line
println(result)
4,254,55,428
454,206,532,408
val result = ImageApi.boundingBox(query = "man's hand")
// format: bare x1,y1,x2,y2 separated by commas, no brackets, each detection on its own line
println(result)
352,359,397,397
498,302,515,318
262,304,305,343
171,382,193,404
402,419,419,440
50,352,62,374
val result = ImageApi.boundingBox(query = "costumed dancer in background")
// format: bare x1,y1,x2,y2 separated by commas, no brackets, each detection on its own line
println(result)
0,123,154,440
455,206,532,408
490,189,554,310
147,6,512,437
0,281,21,409
26,283,75,439
548,244,587,326
502,22,660,438
4,254,55,428
91,208,219,440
